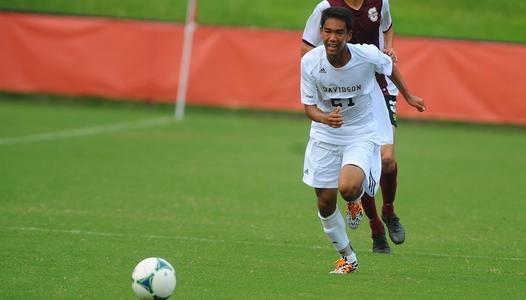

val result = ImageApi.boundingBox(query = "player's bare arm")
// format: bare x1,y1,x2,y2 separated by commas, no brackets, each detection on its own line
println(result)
304,105,343,128
383,27,397,62
388,65,426,112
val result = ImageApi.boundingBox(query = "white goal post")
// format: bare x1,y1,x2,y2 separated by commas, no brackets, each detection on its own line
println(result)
175,0,197,120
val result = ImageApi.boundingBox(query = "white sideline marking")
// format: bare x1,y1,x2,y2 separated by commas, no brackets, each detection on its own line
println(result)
2,226,524,262
0,117,173,146
1,226,322,250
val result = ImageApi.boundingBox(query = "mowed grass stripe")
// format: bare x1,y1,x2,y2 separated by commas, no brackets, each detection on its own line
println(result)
0,116,174,145
2,225,524,262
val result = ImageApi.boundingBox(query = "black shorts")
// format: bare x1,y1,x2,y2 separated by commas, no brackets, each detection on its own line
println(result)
384,95,397,127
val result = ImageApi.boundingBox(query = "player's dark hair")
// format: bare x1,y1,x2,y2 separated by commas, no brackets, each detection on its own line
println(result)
320,7,353,32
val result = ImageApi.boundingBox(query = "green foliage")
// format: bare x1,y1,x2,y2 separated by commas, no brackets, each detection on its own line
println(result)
0,0,524,42
1,95,525,299
0,0,187,21
391,0,526,43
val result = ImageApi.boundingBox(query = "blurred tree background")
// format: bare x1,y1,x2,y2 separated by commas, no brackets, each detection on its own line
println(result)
0,0,524,43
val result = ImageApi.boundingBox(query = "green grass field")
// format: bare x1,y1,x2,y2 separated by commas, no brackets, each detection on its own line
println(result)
0,0,525,43
1,0,525,298
1,95,525,299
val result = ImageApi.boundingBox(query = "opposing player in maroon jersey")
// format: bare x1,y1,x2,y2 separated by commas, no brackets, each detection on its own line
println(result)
302,0,405,254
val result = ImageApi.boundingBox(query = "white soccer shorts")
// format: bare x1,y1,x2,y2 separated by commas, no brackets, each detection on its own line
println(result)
372,91,394,145
302,138,381,196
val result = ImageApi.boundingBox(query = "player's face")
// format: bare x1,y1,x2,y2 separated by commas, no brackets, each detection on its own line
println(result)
320,18,351,57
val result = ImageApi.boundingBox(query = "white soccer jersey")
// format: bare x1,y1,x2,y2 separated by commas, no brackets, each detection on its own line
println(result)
301,43,393,145
302,1,331,47
302,0,398,96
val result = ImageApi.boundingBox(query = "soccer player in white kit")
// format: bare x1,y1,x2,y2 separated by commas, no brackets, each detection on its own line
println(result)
302,0,406,254
300,7,425,274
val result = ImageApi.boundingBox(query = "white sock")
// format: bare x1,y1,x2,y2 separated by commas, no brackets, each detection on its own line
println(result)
318,207,352,255
344,251,357,263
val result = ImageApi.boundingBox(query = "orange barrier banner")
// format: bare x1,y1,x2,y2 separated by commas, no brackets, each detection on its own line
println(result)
187,26,301,111
1,12,525,125
395,38,526,124
0,12,183,100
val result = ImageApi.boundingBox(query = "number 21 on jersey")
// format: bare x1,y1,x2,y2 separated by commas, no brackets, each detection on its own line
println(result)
331,98,355,107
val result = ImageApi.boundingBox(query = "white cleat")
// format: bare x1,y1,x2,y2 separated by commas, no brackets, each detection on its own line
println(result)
329,254,358,274
346,200,364,230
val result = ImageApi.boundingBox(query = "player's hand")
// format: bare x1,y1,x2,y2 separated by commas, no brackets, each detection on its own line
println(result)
383,48,397,63
406,95,426,112
327,107,344,128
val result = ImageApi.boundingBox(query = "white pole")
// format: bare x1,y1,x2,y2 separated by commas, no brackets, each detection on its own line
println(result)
175,0,197,120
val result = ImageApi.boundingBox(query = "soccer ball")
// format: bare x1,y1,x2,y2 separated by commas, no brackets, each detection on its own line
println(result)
131,257,176,300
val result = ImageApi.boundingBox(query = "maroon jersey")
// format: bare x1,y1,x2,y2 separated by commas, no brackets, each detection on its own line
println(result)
327,0,392,93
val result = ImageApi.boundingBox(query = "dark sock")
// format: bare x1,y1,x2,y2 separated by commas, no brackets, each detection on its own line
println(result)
362,194,384,236
381,163,398,218
369,219,385,237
